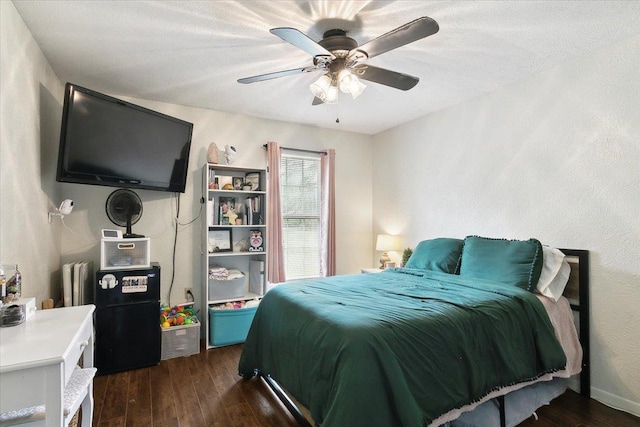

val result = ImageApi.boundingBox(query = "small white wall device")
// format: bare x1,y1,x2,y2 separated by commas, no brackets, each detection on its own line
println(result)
101,229,123,239
48,199,74,223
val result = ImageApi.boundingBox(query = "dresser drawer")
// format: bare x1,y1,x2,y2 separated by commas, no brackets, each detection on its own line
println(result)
64,314,93,385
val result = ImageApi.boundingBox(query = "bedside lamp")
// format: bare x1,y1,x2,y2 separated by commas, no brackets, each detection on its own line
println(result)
376,234,398,269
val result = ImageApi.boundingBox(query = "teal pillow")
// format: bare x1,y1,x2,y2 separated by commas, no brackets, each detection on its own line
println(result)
405,238,464,273
458,236,543,291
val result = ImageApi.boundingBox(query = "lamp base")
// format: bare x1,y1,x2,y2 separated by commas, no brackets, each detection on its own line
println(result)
379,252,391,269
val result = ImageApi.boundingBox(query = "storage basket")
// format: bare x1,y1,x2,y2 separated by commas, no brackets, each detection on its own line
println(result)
208,275,245,300
101,238,150,270
161,322,200,360
208,306,257,347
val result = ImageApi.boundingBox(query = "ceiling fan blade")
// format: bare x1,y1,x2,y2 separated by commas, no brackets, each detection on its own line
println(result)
312,96,324,106
271,27,335,59
238,66,320,84
355,65,419,91
350,16,439,60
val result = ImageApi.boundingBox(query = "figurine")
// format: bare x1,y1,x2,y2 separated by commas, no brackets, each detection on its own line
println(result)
224,145,237,165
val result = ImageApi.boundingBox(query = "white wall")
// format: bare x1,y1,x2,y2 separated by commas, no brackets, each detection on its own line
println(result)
56,93,374,307
372,35,640,415
1,1,65,304
1,0,373,310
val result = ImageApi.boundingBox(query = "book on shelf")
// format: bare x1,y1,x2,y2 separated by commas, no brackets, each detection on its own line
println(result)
245,195,263,225
249,260,265,296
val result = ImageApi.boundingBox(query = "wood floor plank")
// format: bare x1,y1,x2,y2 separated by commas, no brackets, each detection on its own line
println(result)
204,346,246,403
92,373,109,424
99,371,130,421
520,390,640,427
97,417,126,427
166,357,206,426
92,342,640,427
187,352,226,425
125,367,152,426
239,377,299,427
148,360,177,422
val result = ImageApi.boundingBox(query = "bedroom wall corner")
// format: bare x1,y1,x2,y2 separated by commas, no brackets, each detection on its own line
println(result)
370,35,640,416
1,0,66,306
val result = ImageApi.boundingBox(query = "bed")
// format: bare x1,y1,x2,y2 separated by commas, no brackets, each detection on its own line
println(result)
238,236,590,427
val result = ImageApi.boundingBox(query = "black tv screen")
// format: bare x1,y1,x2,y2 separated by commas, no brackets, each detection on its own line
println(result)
57,83,193,193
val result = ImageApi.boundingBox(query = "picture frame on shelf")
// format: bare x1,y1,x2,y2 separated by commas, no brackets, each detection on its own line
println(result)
208,228,232,252
245,172,260,191
232,177,244,190
219,197,237,225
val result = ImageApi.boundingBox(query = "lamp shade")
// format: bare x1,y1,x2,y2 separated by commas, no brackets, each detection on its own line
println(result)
376,234,398,251
310,74,333,102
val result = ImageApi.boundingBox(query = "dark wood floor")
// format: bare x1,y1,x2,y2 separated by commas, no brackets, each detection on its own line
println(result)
93,344,640,427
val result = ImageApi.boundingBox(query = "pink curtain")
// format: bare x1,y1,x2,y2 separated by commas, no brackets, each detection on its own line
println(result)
266,141,286,284
320,149,336,277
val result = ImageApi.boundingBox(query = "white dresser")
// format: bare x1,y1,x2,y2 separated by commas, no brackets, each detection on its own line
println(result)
0,305,95,426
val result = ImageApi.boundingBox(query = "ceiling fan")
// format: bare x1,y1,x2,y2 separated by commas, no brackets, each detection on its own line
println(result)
238,16,439,105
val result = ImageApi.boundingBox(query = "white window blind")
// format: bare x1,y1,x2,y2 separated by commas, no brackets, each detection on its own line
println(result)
280,153,321,280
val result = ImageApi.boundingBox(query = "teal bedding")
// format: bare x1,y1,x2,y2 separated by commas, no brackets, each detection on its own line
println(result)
238,269,566,427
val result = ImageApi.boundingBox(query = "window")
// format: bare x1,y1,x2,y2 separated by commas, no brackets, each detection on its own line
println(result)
280,152,321,279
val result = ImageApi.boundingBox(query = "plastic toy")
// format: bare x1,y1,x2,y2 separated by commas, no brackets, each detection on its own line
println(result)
160,304,198,328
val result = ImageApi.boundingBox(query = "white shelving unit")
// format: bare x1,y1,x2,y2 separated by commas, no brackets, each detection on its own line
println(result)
202,163,267,349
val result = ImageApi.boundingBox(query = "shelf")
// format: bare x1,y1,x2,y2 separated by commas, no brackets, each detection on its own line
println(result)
208,224,265,229
208,251,267,257
208,292,262,305
208,189,266,195
206,164,264,173
203,163,267,349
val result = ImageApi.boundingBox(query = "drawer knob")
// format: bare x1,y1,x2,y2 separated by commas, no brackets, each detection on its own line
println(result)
80,340,89,349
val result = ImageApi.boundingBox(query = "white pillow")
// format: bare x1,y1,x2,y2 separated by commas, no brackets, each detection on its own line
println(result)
536,246,571,301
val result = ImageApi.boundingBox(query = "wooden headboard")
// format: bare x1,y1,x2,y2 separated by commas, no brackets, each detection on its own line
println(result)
559,248,590,398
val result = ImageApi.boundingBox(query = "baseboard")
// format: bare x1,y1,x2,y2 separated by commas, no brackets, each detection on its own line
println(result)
592,387,640,418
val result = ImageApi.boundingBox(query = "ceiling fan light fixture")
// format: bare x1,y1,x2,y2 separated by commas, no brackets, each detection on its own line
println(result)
337,69,354,93
349,79,367,99
325,84,339,104
338,69,366,99
310,74,333,102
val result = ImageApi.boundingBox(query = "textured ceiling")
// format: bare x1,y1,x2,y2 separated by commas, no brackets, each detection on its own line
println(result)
13,1,640,135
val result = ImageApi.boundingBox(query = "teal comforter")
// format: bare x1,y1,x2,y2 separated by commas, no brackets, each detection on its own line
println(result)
238,269,566,426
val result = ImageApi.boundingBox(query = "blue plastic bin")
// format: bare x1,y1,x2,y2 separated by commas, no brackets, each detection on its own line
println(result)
209,306,257,347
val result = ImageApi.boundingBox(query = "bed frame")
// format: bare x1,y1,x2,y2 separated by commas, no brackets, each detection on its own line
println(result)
258,249,590,427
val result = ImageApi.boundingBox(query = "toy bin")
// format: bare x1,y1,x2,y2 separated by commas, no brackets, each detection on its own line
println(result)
161,322,200,360
208,306,257,347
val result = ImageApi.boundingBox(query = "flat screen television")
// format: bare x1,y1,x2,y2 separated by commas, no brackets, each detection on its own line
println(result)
56,83,193,193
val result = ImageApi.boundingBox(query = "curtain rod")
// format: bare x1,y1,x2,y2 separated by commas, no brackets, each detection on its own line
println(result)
262,144,327,156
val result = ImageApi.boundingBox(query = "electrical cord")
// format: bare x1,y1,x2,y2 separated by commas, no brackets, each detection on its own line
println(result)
176,201,202,226
167,168,209,305
174,167,205,226
167,192,180,306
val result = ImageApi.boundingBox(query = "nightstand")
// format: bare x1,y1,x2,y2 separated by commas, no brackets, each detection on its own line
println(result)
361,268,384,274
